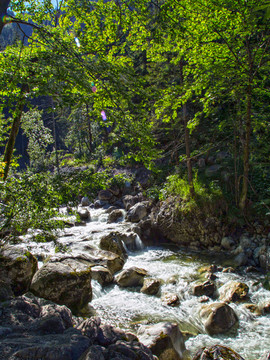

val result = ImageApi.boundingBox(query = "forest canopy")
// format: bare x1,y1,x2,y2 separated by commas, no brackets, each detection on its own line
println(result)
0,0,269,227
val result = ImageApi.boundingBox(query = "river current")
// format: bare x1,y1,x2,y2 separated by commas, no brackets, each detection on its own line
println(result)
21,208,270,359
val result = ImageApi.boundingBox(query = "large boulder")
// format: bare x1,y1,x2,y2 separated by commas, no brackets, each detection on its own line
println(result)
192,345,245,360
0,295,90,360
98,190,113,202
99,232,127,259
30,260,92,314
49,250,125,275
199,302,238,335
115,267,147,288
138,322,186,360
0,246,37,296
218,281,249,303
126,202,148,223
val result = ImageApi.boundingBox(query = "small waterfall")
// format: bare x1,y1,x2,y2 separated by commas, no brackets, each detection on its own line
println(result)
135,234,144,250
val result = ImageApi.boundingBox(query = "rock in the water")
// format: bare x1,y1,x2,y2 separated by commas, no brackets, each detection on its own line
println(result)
192,344,245,360
260,299,270,314
77,207,91,221
115,267,147,288
199,302,238,335
99,232,127,259
30,261,92,314
91,265,114,286
161,293,180,307
219,281,249,303
138,322,186,360
107,209,124,223
140,278,161,295
0,246,37,296
193,281,216,298
81,196,90,206
126,202,148,223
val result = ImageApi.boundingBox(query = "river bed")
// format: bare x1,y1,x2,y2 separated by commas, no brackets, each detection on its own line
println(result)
20,207,270,359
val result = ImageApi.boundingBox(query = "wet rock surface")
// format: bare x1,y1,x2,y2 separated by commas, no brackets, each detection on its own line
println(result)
199,302,238,335
0,295,155,360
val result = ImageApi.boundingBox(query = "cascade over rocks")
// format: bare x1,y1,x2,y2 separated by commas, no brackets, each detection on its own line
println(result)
0,246,38,296
99,231,128,259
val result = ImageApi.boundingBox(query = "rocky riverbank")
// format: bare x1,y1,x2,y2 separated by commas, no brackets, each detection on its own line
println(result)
0,172,270,359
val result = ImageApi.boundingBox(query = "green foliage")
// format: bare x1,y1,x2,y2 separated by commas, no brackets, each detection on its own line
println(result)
21,108,54,170
160,172,222,205
0,172,62,235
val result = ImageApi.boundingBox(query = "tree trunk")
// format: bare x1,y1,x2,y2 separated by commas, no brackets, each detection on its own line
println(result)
86,104,93,153
51,101,59,175
180,59,194,197
239,87,252,211
3,84,28,180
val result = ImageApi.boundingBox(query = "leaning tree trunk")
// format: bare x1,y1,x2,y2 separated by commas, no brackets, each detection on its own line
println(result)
3,84,28,180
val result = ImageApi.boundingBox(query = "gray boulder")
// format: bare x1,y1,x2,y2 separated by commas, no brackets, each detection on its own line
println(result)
98,190,113,202
115,267,147,288
126,202,148,223
199,302,238,335
77,207,91,221
0,246,37,296
49,250,125,275
30,261,92,314
107,209,124,223
138,322,186,360
81,197,90,206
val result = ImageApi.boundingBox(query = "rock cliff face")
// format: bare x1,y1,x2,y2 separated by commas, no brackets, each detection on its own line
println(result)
152,196,229,250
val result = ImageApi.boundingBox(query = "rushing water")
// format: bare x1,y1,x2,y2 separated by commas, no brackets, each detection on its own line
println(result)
20,208,270,359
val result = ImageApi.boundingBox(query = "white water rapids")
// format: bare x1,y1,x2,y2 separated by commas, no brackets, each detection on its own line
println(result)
20,208,270,359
